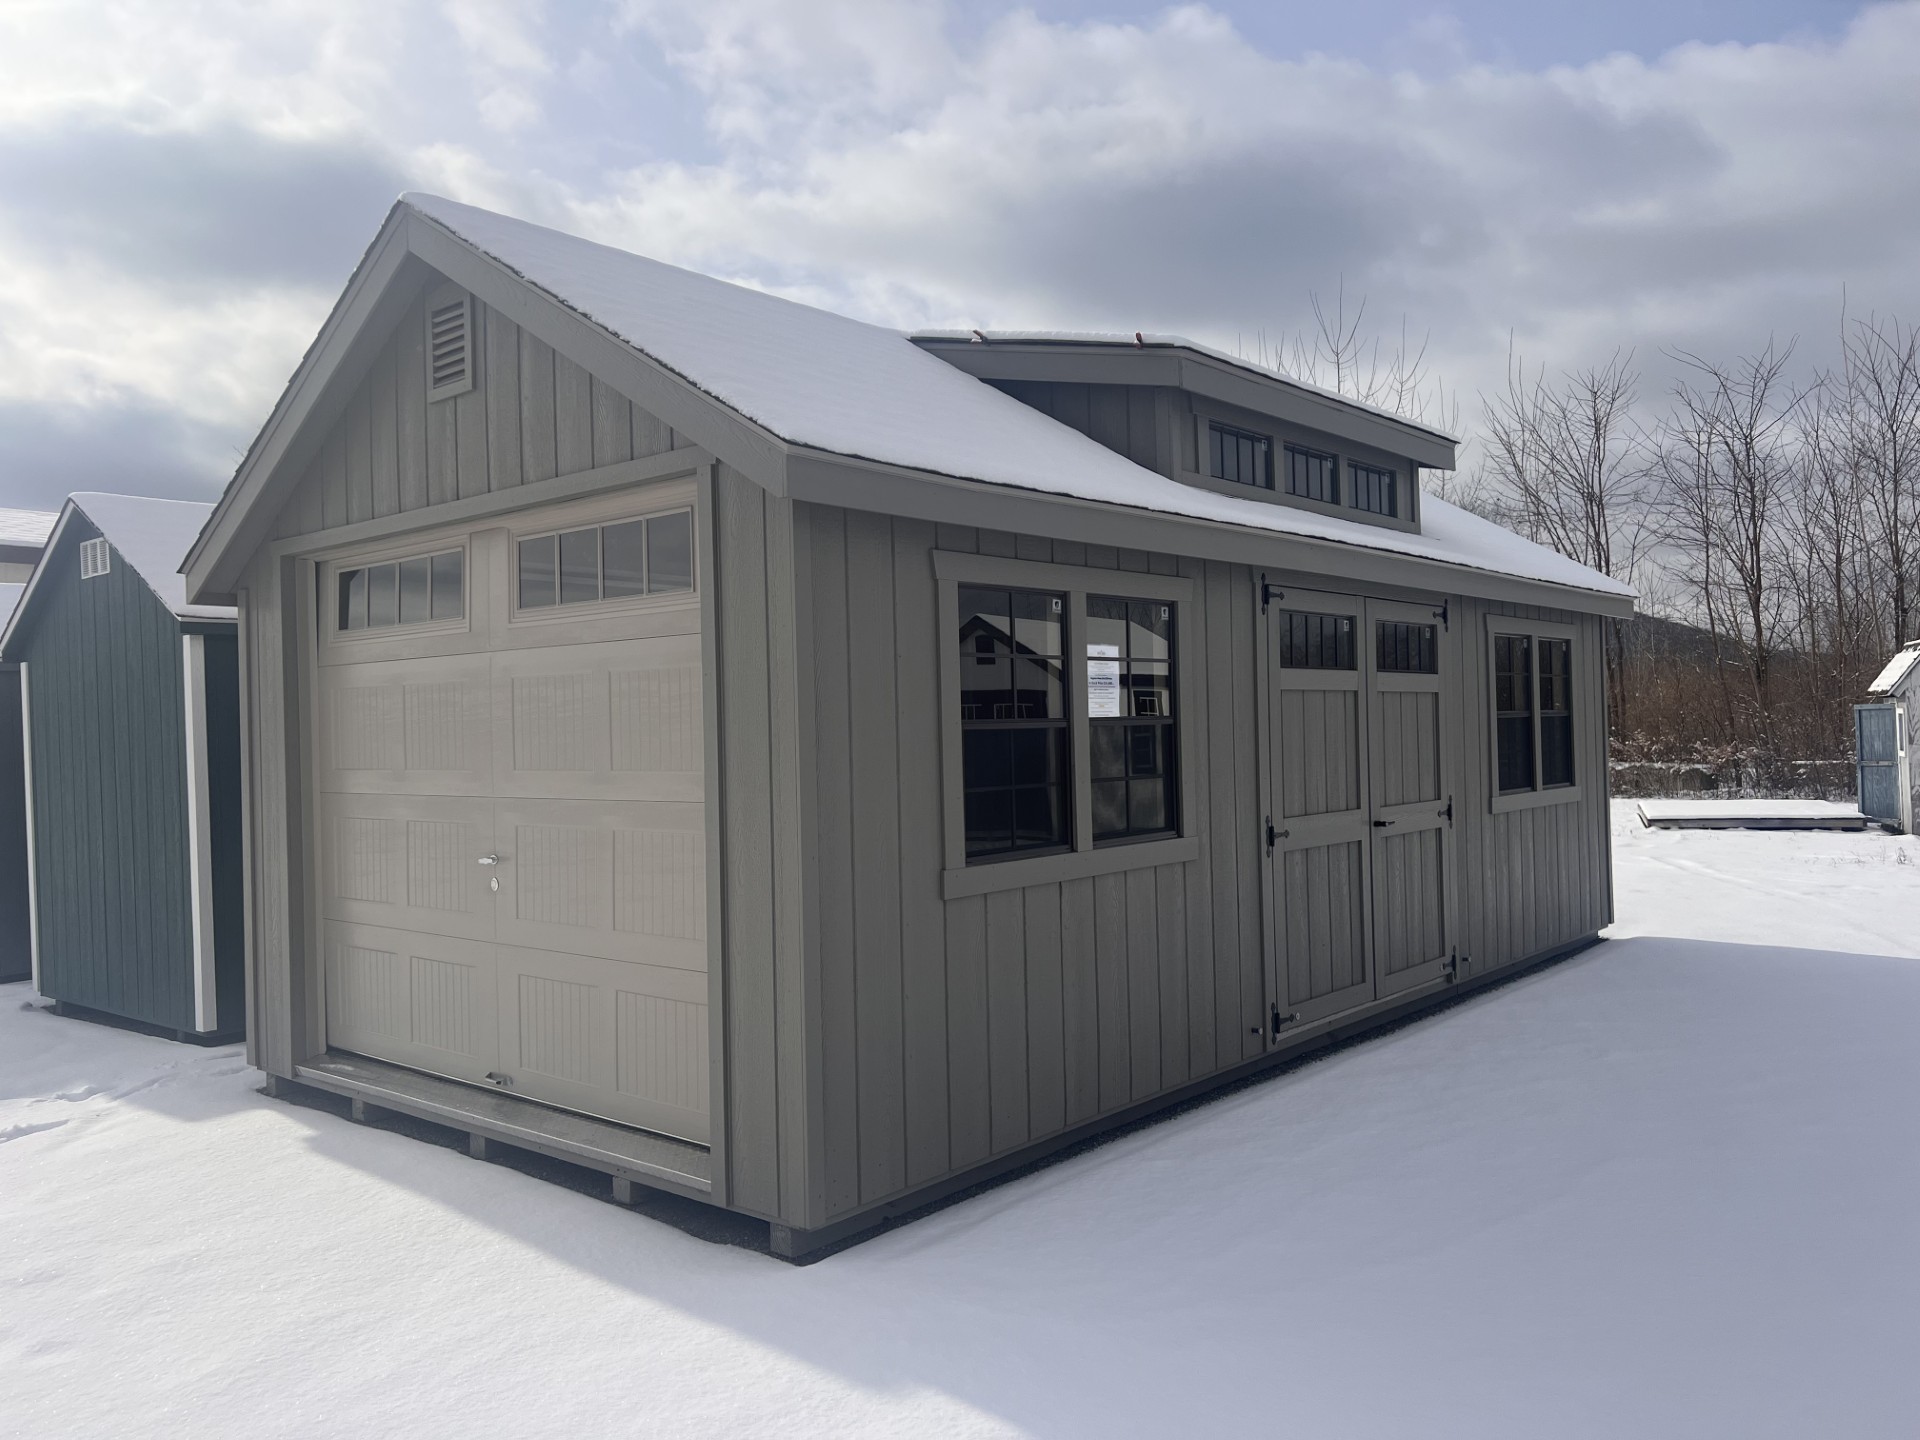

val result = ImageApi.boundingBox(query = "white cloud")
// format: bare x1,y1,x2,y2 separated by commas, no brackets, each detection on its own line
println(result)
0,0,1916,509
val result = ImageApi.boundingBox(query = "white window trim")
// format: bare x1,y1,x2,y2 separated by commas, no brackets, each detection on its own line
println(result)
1486,614,1584,814
933,550,1199,899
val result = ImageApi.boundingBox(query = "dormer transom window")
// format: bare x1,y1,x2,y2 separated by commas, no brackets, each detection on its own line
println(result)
1208,422,1273,489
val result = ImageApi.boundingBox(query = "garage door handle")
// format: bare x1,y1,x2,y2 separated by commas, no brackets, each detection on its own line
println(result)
476,853,502,866
1371,819,1393,828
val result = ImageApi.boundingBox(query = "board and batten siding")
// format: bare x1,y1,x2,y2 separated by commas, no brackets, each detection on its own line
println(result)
18,523,198,1029
786,506,1614,1231
271,289,679,541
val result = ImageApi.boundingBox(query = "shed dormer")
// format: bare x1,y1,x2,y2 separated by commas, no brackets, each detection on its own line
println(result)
910,332,1457,536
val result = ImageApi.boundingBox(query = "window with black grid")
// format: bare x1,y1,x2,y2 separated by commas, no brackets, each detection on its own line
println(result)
1495,634,1536,794
1349,462,1397,516
1285,445,1339,504
1277,610,1357,670
1087,596,1177,844
1209,423,1273,489
959,586,1071,860
1539,638,1574,787
1376,620,1437,674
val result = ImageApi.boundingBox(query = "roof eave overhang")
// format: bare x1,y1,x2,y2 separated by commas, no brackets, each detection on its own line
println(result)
785,447,1633,619
185,203,793,602
913,338,1458,471
0,500,78,661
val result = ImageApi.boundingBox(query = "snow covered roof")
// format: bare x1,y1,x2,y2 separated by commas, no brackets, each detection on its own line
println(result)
911,329,1458,445
0,493,235,657
1868,642,1920,696
0,507,58,549
404,194,1631,604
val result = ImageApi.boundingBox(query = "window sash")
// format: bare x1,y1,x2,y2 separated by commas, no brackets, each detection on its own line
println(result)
1490,624,1579,805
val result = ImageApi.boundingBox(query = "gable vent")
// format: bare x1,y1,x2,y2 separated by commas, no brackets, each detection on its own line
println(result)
79,537,111,579
427,293,475,402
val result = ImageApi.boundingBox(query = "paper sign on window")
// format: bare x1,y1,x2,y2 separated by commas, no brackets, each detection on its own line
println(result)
1087,643,1122,718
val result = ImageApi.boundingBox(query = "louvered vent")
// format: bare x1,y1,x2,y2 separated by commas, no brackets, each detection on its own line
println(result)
79,537,111,579
427,293,474,402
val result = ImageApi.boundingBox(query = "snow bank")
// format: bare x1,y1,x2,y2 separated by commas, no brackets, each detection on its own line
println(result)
3,807,1918,1437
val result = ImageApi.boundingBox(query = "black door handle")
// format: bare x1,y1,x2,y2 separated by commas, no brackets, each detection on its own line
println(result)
1371,819,1393,828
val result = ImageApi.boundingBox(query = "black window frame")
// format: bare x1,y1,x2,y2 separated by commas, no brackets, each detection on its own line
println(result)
1489,621,1580,809
1208,422,1274,490
1284,444,1340,505
1086,595,1179,847
958,585,1073,863
1349,461,1398,517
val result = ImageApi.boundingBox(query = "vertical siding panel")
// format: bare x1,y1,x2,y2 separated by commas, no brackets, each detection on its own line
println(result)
1178,556,1217,1076
1156,863,1188,1086
486,307,523,492
1088,386,1129,453
591,374,633,468
519,331,558,485
370,347,399,519
1204,561,1245,1053
453,340,489,500
845,512,906,1202
1125,866,1160,1098
396,296,429,513
1059,875,1099,1125
1014,533,1050,562
946,894,991,1169
892,519,951,1186
1024,883,1066,1138
1229,566,1263,1059
633,401,675,459
346,383,374,524
320,428,347,531
1126,387,1158,470
811,509,859,1214
935,524,978,553
426,386,458,508
716,473,779,1216
978,529,1016,558
1093,869,1130,1111
985,887,1029,1154
555,354,594,476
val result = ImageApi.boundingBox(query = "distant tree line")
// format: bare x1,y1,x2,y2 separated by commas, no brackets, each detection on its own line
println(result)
1262,296,1920,794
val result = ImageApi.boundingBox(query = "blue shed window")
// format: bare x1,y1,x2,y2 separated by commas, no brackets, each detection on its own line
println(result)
338,549,463,631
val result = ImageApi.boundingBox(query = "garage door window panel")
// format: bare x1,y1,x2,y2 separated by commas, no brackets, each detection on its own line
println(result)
515,509,697,615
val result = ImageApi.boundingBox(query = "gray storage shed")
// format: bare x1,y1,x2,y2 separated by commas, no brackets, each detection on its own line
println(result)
184,194,1633,1256
0,494,244,1037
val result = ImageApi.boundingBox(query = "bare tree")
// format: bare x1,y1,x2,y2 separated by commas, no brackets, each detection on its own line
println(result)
1841,311,1920,648
1478,346,1653,727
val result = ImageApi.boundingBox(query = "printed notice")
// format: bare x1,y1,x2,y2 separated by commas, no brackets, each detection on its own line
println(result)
1087,643,1122,718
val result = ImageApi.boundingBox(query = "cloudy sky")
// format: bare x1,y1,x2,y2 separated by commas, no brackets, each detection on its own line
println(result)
0,0,1907,510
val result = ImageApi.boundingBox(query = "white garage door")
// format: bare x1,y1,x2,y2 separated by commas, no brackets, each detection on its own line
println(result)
314,485,710,1143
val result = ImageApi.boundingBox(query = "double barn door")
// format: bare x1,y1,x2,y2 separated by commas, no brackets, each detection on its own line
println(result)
1262,587,1454,1030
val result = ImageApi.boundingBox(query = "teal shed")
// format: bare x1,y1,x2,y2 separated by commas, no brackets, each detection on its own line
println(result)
0,494,244,1040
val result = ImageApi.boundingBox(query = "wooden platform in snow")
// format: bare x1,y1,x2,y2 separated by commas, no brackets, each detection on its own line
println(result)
1636,799,1872,831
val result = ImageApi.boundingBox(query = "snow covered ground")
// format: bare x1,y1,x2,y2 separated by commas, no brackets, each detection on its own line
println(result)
5,803,1919,1438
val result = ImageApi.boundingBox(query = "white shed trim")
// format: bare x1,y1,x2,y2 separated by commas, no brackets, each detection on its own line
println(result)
18,659,39,995
182,634,218,1033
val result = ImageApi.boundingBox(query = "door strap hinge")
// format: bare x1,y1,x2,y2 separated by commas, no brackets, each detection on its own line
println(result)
1432,600,1450,631
1270,1002,1300,1039
1440,796,1454,826
1261,576,1284,613
1265,817,1287,850
1442,951,1465,983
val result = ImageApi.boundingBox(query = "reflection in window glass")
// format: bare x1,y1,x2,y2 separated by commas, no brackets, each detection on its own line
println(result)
1286,446,1339,504
518,535,558,609
602,519,647,599
515,510,695,610
1088,595,1177,844
1277,611,1356,669
1539,638,1574,788
1495,634,1535,793
648,511,694,592
399,555,431,625
560,528,599,605
337,548,465,633
959,585,1070,860
1376,620,1437,674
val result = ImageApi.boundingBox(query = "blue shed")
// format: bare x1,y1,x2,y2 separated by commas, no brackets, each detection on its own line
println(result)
0,494,244,1040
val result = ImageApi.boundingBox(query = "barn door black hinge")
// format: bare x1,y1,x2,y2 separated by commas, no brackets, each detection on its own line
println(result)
1442,950,1465,983
1261,576,1284,613
1270,1002,1300,1039
1432,600,1450,631
1265,816,1287,851
1440,795,1454,827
